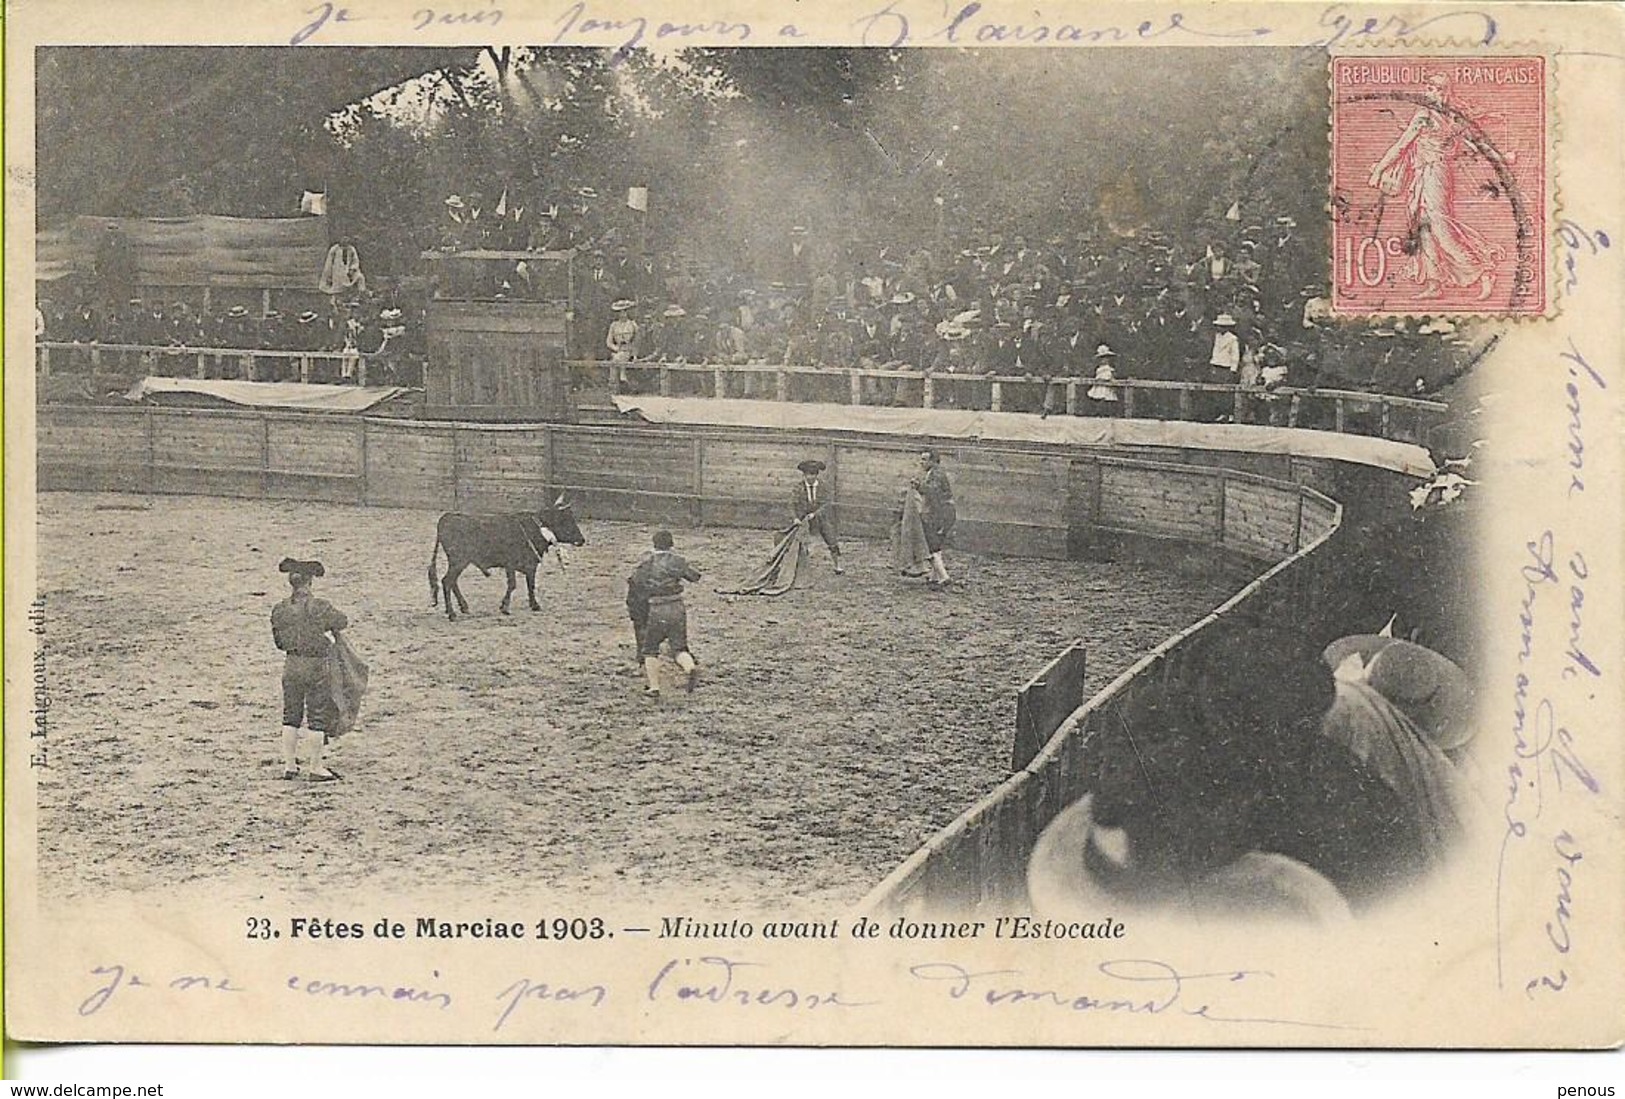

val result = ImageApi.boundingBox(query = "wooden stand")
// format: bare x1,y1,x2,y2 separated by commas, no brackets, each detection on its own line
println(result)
420,250,576,423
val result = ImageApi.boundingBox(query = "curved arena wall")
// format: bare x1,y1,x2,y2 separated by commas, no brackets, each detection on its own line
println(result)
39,406,1345,561
854,490,1343,916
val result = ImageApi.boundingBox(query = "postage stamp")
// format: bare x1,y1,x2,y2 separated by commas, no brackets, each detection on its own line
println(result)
1330,54,1549,316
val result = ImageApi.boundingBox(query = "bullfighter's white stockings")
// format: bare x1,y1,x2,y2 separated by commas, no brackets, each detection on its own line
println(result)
645,654,695,694
299,730,328,774
280,726,300,771
929,553,949,583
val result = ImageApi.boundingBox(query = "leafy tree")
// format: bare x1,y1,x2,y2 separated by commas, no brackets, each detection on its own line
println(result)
35,46,478,224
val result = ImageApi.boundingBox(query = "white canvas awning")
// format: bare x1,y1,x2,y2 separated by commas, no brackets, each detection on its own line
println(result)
612,396,1435,478
126,377,412,413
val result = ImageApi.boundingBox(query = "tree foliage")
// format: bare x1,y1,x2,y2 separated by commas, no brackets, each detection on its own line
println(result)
38,45,1330,285
35,47,478,224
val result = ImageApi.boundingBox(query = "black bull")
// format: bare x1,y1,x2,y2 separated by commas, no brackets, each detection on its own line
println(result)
428,501,586,619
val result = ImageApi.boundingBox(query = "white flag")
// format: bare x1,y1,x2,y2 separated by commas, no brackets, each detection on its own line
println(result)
626,186,649,212
300,191,327,216
1224,201,1241,221
495,188,508,217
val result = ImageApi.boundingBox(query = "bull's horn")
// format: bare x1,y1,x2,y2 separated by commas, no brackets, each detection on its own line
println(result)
554,493,570,509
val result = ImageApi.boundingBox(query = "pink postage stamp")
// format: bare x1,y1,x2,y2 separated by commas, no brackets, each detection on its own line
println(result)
1330,55,1548,316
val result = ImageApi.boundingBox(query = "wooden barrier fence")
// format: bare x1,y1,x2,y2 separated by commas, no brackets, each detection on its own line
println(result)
38,406,1339,564
35,341,1446,446
36,340,406,387
1012,643,1086,773
853,485,1344,917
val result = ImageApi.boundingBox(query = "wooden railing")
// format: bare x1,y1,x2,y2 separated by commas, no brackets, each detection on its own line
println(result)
36,340,1446,446
569,359,1447,445
35,340,407,387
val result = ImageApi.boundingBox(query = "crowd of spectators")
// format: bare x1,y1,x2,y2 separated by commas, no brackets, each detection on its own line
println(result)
39,186,1470,410
36,290,427,386
428,188,1466,408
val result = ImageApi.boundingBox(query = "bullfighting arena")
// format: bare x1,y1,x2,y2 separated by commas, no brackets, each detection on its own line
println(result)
34,491,1235,911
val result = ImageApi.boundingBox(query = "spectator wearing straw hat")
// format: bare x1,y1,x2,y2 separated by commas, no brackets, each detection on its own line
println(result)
607,298,639,366
294,309,325,354
1086,344,1121,408
1208,312,1243,421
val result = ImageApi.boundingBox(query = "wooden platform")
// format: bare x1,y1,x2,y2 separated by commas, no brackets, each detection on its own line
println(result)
424,300,572,423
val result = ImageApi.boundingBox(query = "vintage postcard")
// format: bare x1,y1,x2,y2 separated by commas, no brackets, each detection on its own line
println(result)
4,0,1623,1053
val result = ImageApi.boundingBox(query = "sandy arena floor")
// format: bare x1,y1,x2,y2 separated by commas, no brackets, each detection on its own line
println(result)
31,491,1235,912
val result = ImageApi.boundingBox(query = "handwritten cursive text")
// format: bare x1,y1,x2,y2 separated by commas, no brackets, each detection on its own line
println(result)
492,976,608,1032
647,956,874,1010
79,964,244,1016
909,959,1353,1030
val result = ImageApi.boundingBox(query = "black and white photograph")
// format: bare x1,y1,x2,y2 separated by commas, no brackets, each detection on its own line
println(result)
5,0,1623,1056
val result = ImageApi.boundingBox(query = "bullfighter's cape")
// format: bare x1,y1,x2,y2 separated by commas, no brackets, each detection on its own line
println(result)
717,520,808,597
325,634,370,739
892,488,930,577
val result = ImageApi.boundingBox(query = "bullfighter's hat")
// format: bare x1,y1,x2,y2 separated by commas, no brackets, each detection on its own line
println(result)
279,558,325,578
797,459,826,475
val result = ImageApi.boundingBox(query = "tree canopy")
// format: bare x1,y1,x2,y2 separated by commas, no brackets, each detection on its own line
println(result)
35,47,479,223
38,45,1329,281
